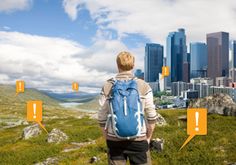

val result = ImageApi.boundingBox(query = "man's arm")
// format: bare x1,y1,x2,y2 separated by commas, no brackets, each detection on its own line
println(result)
144,89,157,143
98,89,109,138
146,122,156,143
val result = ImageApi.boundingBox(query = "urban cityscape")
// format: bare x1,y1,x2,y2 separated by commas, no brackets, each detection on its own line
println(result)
135,28,236,108
1,1,236,164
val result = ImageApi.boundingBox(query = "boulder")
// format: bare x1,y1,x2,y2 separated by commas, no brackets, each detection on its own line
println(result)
47,128,68,144
22,124,42,140
90,156,100,164
156,113,167,126
34,157,58,165
190,93,236,116
150,138,164,152
3,119,29,129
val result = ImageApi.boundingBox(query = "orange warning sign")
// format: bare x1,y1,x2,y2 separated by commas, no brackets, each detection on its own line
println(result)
161,66,169,78
27,100,48,133
180,108,207,150
27,101,42,122
16,80,25,95
72,82,79,91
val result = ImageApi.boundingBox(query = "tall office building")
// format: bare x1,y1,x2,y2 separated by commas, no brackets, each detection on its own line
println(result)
229,40,236,69
182,52,191,82
207,32,229,83
166,28,187,86
183,61,190,82
190,42,207,78
144,43,163,82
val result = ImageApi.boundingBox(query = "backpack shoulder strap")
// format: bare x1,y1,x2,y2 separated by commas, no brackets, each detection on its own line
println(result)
108,77,117,84
103,77,117,98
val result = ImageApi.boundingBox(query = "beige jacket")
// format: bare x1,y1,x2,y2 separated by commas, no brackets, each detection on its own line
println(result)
98,71,157,141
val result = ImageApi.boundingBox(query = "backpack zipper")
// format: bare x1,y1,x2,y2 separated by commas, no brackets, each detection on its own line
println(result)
124,96,127,116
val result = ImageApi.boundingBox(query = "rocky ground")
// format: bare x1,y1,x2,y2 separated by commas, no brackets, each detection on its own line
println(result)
189,93,236,116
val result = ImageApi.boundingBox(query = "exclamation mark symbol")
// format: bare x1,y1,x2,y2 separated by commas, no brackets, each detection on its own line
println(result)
33,103,37,119
195,111,199,131
19,82,22,91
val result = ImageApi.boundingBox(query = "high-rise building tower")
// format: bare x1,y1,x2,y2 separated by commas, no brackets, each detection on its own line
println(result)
229,40,236,69
207,32,229,83
166,28,187,86
144,43,163,82
190,42,208,78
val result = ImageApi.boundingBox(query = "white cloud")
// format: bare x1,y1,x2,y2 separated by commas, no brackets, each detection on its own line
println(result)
74,39,128,73
0,0,33,13
62,0,85,21
63,0,236,47
0,31,120,92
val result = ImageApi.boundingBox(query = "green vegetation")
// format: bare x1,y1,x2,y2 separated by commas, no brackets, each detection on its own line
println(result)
153,110,236,165
154,91,171,98
0,85,236,164
76,96,100,111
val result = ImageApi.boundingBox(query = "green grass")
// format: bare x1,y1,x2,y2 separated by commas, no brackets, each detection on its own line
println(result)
0,85,236,164
152,110,236,165
0,110,235,165
76,96,100,111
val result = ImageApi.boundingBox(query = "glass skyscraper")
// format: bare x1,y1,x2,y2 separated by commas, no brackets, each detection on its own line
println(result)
229,40,236,69
207,32,229,83
144,43,163,82
190,42,207,78
166,28,187,86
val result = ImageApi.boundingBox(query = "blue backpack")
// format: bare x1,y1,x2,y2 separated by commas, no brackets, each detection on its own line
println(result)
107,78,144,139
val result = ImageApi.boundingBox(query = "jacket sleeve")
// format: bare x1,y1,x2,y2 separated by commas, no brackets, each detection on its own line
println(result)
143,84,157,124
97,85,110,127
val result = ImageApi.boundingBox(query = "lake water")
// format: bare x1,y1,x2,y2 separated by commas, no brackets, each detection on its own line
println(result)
59,102,83,108
59,102,97,113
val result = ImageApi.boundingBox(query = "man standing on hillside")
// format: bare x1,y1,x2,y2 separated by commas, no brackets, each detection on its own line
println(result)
98,51,157,165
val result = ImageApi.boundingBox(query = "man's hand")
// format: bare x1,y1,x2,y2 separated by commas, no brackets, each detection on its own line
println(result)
147,138,151,144
101,127,107,138
147,123,155,143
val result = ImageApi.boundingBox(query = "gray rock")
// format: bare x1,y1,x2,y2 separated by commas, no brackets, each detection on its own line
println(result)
156,113,167,126
34,157,58,165
22,121,29,125
190,93,236,116
150,138,164,152
178,115,187,121
3,119,29,129
22,124,42,140
47,128,68,144
90,156,100,164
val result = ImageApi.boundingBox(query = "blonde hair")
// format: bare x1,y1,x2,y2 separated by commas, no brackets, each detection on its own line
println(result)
116,51,135,71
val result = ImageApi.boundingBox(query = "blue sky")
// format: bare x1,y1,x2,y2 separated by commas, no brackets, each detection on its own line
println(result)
0,0,235,92
0,0,97,46
0,0,149,48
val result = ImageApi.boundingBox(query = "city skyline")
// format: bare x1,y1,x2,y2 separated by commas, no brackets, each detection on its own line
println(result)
1,0,236,91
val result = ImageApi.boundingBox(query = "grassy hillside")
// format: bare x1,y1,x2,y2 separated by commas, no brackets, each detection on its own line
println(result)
76,96,100,110
0,85,236,164
153,110,236,165
0,84,81,120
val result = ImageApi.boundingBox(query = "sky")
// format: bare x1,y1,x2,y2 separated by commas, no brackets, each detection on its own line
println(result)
0,0,236,92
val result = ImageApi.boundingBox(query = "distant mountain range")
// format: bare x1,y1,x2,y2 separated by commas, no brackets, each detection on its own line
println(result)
41,90,99,103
